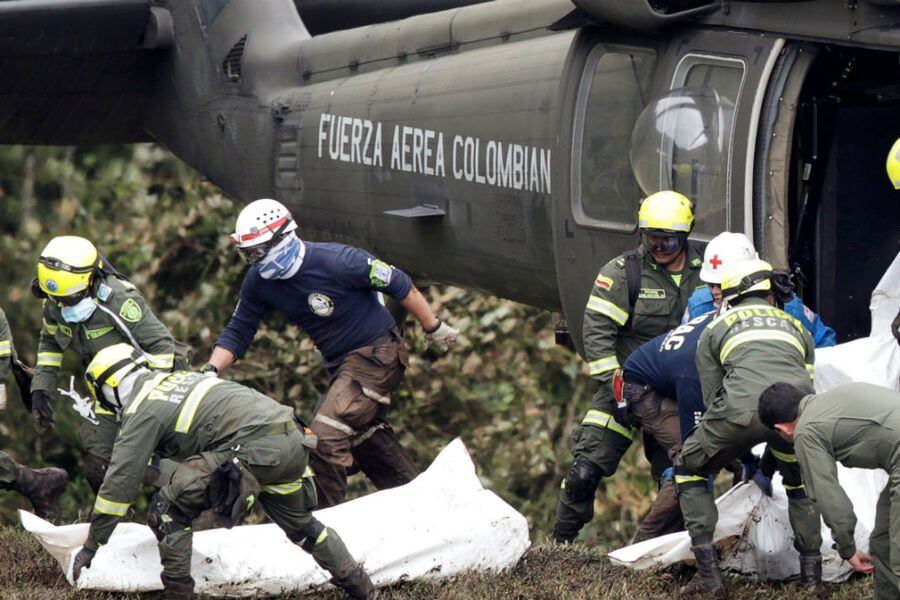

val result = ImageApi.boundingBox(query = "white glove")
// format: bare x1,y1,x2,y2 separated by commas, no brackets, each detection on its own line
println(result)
0,384,6,411
424,320,459,351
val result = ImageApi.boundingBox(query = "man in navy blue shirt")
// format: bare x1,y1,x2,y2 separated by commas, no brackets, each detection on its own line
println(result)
205,199,459,507
615,312,714,542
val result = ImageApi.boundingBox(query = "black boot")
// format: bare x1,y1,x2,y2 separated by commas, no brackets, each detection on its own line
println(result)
679,536,728,598
551,521,579,544
799,552,828,599
11,466,68,522
331,565,377,599
161,574,194,600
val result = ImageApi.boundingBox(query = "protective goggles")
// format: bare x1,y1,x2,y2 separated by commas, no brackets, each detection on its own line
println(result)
38,255,96,274
231,219,291,264
642,233,684,256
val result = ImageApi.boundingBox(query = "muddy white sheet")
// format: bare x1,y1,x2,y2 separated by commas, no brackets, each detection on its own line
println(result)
22,438,530,596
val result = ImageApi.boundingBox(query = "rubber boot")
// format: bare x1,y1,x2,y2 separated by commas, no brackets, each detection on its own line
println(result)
161,574,194,600
551,521,579,544
331,565,378,599
799,552,828,599
679,536,728,598
11,466,68,522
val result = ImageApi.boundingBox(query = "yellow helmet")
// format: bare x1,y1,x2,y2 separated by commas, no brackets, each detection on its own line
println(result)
637,191,694,233
85,343,147,413
886,138,900,190
720,258,773,303
37,236,100,298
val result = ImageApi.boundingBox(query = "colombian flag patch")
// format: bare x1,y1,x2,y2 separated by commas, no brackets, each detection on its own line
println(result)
595,275,613,290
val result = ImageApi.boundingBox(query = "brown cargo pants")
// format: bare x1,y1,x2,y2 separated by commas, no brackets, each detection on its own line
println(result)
625,381,685,543
310,330,420,507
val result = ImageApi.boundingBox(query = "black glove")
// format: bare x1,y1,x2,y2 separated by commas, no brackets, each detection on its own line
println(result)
72,546,96,581
740,455,773,497
613,400,632,430
31,390,55,430
771,270,795,304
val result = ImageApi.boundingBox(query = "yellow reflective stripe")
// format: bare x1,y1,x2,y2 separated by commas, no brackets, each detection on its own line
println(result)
806,363,815,380
94,402,115,416
675,475,708,484
783,483,805,490
174,378,223,433
770,449,798,463
93,495,130,516
262,477,305,495
720,330,805,363
0,340,10,357
148,353,175,370
42,319,59,335
585,296,629,326
581,409,634,442
126,372,170,415
315,529,329,545
37,352,63,367
588,356,620,376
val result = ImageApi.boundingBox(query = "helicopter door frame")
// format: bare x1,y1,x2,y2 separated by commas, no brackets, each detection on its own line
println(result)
656,32,785,241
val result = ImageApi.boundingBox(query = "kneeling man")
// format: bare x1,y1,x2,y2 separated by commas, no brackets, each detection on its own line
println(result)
71,344,375,599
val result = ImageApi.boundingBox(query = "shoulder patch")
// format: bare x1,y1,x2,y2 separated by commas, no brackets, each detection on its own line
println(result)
96,283,113,302
368,259,393,289
639,288,666,299
119,298,143,323
595,274,614,291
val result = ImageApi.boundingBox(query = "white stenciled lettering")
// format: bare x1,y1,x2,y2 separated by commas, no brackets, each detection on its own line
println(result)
315,112,552,193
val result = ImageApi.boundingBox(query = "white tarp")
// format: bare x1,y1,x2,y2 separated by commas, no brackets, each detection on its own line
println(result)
22,438,530,597
609,251,900,581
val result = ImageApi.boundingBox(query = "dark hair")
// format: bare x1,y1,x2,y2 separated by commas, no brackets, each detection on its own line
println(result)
758,383,805,428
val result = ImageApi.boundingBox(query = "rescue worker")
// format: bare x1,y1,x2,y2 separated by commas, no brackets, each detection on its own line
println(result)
674,259,823,596
760,382,900,599
683,231,836,347
71,344,375,600
204,199,458,508
30,235,184,492
553,190,705,543
0,305,67,520
620,311,773,543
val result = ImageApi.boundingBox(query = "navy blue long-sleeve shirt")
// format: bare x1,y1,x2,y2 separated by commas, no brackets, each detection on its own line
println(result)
217,242,413,362
623,311,715,441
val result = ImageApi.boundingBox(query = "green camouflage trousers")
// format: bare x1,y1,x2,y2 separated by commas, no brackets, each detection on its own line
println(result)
158,427,357,581
871,475,900,599
674,410,822,552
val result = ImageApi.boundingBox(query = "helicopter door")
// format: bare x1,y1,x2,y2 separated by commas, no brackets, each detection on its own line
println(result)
555,32,784,354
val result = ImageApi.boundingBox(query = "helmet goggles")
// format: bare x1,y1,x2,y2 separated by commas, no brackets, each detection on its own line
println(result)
642,231,685,256
231,216,292,264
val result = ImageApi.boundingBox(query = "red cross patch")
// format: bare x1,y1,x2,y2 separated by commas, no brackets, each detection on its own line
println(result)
710,254,723,270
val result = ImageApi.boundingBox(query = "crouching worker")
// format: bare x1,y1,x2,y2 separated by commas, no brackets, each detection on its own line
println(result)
71,344,375,600
760,381,900,599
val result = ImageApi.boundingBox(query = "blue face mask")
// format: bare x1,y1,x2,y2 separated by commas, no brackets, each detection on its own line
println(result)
61,297,98,323
258,234,303,280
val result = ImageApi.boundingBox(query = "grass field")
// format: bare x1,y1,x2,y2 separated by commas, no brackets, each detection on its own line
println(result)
0,526,873,600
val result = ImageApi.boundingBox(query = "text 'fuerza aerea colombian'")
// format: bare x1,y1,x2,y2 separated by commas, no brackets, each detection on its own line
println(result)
317,113,552,194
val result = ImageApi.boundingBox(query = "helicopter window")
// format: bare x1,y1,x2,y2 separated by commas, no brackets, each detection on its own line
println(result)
572,45,657,231
630,55,744,236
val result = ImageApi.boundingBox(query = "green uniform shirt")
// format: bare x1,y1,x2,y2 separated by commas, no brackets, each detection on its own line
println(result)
794,382,900,560
88,370,296,548
32,275,176,412
696,297,815,417
582,244,704,399
0,307,12,381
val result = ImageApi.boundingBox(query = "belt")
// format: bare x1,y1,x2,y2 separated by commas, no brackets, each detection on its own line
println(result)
265,421,296,436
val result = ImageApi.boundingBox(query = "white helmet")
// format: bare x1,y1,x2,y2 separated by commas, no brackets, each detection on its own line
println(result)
700,232,758,284
231,199,298,263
